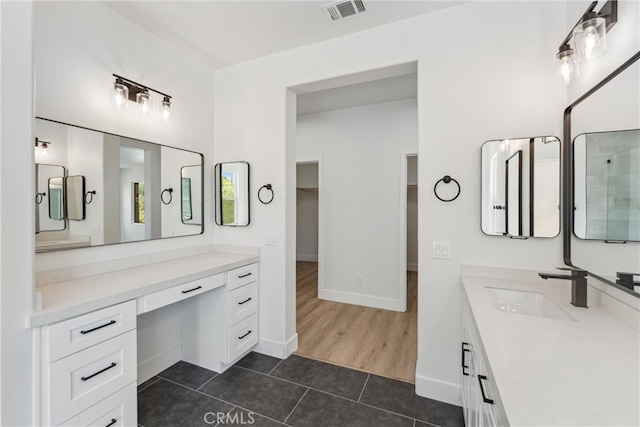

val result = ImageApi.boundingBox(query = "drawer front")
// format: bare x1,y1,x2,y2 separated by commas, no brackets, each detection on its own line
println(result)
227,281,258,325
47,330,137,426
227,263,258,291
59,382,137,427
227,313,258,362
45,301,136,362
143,273,224,313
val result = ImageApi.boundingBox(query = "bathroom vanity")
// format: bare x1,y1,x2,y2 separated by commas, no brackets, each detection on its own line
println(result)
31,247,259,427
460,265,639,427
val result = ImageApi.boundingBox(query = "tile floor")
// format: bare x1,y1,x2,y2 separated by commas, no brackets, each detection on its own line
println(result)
138,352,464,427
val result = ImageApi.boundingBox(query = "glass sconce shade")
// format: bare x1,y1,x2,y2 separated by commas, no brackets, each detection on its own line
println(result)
136,90,153,118
556,45,578,85
112,80,129,111
161,96,172,124
573,15,606,62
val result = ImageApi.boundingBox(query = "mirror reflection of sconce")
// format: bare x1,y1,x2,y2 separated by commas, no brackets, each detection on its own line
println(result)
556,0,618,85
35,138,51,158
112,74,173,124
161,188,173,205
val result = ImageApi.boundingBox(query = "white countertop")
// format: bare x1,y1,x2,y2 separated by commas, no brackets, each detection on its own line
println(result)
30,251,259,328
462,269,639,427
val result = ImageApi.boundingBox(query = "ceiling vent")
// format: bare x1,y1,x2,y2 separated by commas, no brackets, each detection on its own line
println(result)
322,0,367,22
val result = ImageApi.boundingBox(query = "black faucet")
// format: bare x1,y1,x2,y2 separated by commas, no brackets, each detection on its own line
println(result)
616,272,640,291
538,267,588,308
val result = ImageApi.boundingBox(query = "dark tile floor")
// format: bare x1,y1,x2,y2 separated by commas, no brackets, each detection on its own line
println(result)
138,352,464,427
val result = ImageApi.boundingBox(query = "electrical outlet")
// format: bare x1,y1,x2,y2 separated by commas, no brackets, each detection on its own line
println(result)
356,274,364,286
432,242,451,260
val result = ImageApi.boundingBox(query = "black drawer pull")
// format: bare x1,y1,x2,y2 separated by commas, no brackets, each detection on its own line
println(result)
81,362,117,381
478,375,494,404
182,285,202,294
80,320,116,335
238,297,252,305
461,342,468,368
105,418,117,427
238,330,252,340
238,272,252,279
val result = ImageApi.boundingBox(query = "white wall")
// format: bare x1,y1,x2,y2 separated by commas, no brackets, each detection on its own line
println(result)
34,1,215,272
213,1,567,404
0,2,35,424
296,99,418,310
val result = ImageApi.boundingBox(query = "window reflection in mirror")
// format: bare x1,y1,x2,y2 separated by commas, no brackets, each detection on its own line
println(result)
181,165,202,226
48,177,65,220
481,136,560,238
214,162,250,227
574,129,640,242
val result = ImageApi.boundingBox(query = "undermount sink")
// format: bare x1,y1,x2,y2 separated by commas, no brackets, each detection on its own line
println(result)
485,287,574,320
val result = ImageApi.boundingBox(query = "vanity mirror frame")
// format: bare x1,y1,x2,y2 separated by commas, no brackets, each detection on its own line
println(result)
563,50,640,298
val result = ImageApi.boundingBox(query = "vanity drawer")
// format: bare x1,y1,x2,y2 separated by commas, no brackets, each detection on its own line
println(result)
227,263,258,291
227,281,258,325
46,330,137,427
58,382,136,427
227,313,258,362
44,300,136,363
142,273,224,313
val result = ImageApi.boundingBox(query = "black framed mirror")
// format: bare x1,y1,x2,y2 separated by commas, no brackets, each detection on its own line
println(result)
214,161,250,227
564,51,640,297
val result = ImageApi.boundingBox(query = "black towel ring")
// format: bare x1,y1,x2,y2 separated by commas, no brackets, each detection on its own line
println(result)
258,184,274,204
35,192,46,205
433,175,460,202
84,190,97,205
161,188,173,205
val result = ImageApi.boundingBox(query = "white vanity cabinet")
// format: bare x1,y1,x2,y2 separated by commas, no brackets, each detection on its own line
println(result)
39,300,137,427
181,262,259,371
461,295,507,427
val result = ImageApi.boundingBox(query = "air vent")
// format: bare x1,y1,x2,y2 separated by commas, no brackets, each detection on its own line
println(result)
322,0,368,22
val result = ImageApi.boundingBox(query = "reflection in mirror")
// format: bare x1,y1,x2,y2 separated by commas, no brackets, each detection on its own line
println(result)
574,129,640,241
181,165,202,225
481,136,560,238
35,164,66,233
215,162,250,226
65,175,86,221
35,117,204,252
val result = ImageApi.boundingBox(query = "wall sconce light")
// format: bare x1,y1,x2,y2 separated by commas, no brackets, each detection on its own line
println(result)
111,74,172,123
556,0,617,85
35,138,51,158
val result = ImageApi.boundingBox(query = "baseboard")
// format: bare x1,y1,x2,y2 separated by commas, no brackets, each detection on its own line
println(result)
137,344,181,384
296,254,318,262
415,373,462,407
407,263,418,272
253,333,298,360
319,288,403,311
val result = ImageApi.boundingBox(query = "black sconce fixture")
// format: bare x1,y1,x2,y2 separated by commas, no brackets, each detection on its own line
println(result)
556,0,618,85
111,74,173,124
35,137,52,158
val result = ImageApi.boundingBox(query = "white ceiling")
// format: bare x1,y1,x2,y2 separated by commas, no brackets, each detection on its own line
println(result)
102,1,468,69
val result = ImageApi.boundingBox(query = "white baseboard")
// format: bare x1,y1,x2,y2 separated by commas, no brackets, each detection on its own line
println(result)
137,344,181,384
415,373,462,407
319,288,403,311
296,254,318,262
407,263,418,272
253,333,298,360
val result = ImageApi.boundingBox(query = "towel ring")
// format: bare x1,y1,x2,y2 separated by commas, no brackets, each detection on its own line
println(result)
84,190,96,205
161,188,173,205
433,175,460,202
35,192,46,205
258,184,274,205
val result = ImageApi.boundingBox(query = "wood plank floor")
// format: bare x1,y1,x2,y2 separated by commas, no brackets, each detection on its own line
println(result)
295,261,417,384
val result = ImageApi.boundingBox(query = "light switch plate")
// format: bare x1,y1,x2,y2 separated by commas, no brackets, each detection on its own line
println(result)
432,242,451,260
266,232,277,246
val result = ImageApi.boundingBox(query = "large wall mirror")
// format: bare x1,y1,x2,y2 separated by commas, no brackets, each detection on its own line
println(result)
34,117,204,252
214,162,250,227
566,51,640,296
481,136,560,238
